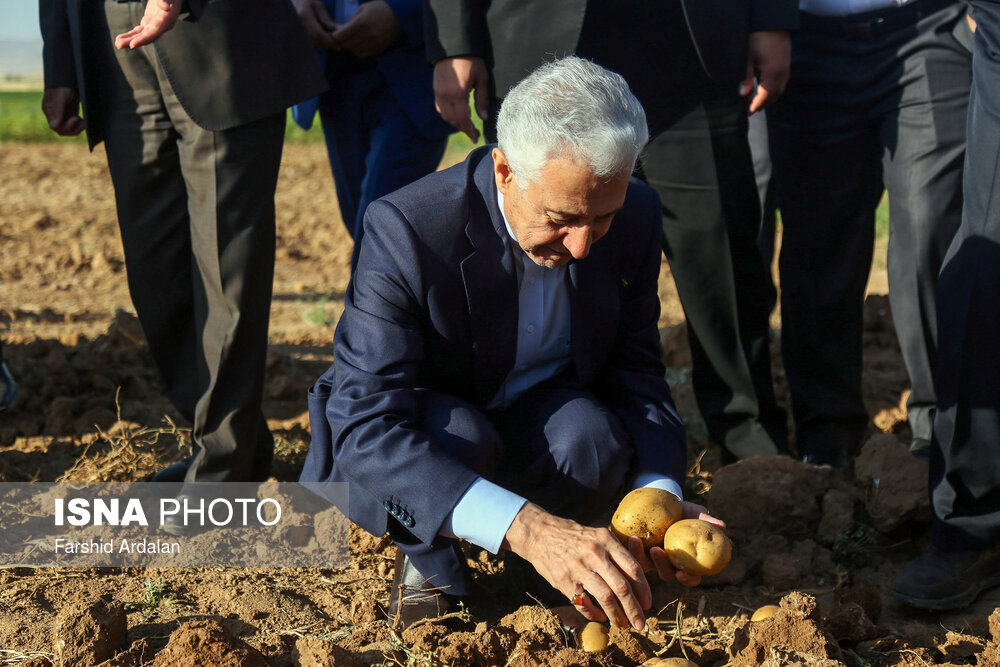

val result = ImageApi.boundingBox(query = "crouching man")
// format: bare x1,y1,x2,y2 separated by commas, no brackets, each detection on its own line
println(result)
302,57,715,630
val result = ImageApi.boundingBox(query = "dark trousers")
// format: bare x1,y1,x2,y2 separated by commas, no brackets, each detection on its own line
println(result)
574,0,788,460
768,1,971,454
930,0,1000,550
318,66,447,271
97,1,282,481
392,382,632,598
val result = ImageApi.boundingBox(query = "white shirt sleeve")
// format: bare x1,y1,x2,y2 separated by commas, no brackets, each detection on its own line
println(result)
632,472,684,503
441,477,528,554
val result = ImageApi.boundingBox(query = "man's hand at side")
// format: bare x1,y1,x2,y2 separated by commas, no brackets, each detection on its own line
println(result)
502,502,652,631
332,1,402,59
292,0,338,50
114,0,182,49
627,500,727,588
433,56,488,142
42,87,84,136
740,30,791,114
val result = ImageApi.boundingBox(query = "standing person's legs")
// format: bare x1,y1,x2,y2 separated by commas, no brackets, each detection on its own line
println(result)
318,69,448,270
101,0,282,482
749,109,779,315
0,338,17,410
893,1,1000,608
643,91,787,461
880,3,971,457
767,25,887,469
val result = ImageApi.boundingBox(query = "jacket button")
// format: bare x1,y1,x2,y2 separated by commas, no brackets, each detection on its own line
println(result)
383,501,394,513
403,515,415,528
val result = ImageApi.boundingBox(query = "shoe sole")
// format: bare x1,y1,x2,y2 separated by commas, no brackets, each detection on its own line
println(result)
892,571,1000,610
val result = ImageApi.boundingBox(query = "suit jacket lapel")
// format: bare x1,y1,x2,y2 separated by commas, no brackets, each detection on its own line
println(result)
462,155,518,406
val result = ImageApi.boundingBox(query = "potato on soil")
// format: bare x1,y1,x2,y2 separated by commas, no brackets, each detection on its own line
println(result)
611,488,683,561
751,604,780,621
579,622,610,652
662,518,732,577
641,658,698,666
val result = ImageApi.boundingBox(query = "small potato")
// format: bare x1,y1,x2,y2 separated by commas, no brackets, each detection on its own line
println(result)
579,621,609,652
641,658,698,666
662,519,732,577
750,604,779,621
611,488,683,549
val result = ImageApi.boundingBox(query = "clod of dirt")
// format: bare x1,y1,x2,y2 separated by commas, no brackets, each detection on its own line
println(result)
729,592,842,666
708,457,832,540
95,638,156,667
938,630,988,663
292,636,362,666
19,659,52,667
429,628,515,667
853,434,929,533
834,580,882,624
990,607,1000,643
153,619,267,666
607,626,655,664
762,553,801,590
52,596,127,667
815,488,856,547
824,602,877,644
499,605,563,640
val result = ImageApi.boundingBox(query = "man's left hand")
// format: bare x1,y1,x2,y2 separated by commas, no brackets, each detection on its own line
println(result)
740,30,791,114
331,1,402,59
626,500,726,588
114,0,182,49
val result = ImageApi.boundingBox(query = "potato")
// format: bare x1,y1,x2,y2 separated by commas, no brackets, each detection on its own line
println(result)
641,658,698,667
579,621,609,652
611,488,682,548
750,604,779,621
662,519,732,577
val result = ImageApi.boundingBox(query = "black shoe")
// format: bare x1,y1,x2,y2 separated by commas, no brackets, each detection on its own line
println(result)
160,484,215,537
387,552,457,630
0,362,19,410
152,455,197,482
892,545,1000,610
151,446,272,483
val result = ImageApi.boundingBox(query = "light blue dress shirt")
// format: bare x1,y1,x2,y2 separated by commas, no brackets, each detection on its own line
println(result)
441,190,684,553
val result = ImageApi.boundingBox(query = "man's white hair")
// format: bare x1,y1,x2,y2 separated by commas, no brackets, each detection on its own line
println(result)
496,56,649,185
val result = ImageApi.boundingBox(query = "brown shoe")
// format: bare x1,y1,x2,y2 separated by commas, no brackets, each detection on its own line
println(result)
388,552,457,630
893,545,1000,610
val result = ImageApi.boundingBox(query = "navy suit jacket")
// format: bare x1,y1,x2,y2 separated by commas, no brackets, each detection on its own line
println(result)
301,146,686,544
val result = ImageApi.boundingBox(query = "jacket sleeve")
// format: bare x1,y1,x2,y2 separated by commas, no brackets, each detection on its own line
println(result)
750,0,800,32
385,0,424,47
39,0,77,90
322,199,484,545
600,187,687,487
422,0,488,62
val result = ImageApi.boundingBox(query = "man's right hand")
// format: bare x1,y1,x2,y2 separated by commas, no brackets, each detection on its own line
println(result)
433,56,489,143
502,502,652,631
42,88,84,136
291,0,338,50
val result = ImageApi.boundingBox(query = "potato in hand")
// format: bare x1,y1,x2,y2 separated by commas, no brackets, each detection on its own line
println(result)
610,488,683,570
662,518,732,577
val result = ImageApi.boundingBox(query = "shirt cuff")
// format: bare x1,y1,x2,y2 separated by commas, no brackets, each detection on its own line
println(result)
442,477,527,554
633,473,684,503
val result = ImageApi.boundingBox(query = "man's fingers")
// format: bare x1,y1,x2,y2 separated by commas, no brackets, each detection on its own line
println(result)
698,511,727,530
472,66,490,121
114,28,143,49
739,63,754,98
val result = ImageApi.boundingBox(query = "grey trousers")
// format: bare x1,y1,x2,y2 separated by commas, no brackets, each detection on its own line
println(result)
768,1,972,454
97,1,285,481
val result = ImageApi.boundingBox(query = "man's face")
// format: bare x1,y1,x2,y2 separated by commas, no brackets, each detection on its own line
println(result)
493,148,631,268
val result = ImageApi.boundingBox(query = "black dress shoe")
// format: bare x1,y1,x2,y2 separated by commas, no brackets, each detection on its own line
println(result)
387,552,457,629
799,441,850,473
152,455,197,482
893,544,1000,610
909,437,931,460
160,483,218,537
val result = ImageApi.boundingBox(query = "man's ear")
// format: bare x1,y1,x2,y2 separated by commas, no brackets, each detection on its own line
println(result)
492,147,514,195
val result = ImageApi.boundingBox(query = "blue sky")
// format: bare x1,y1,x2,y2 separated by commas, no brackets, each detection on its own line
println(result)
0,1,40,41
